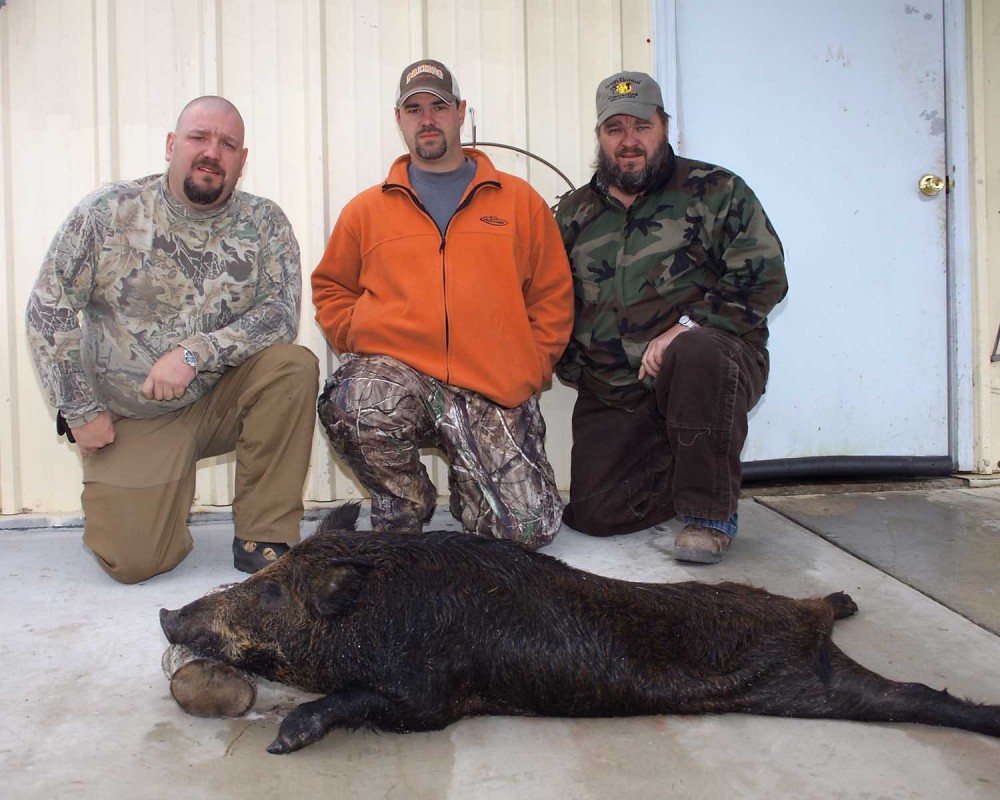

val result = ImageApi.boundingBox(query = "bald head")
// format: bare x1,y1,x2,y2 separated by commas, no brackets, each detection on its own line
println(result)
165,96,248,211
175,96,245,141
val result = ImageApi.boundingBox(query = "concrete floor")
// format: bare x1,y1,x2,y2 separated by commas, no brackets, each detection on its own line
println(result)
1,485,999,799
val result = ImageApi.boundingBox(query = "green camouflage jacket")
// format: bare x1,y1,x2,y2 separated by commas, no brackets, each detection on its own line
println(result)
26,174,301,424
554,144,787,407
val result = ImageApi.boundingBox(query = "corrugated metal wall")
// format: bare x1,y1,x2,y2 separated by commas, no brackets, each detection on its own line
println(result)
979,0,1000,469
0,0,654,514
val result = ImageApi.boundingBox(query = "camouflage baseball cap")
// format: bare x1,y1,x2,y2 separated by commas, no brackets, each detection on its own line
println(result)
596,71,664,125
396,59,461,107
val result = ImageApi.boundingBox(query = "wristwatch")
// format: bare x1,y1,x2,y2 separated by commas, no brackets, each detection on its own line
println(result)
678,315,698,329
181,347,198,370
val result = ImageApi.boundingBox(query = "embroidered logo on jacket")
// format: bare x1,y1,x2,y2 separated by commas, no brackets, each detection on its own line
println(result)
480,216,508,226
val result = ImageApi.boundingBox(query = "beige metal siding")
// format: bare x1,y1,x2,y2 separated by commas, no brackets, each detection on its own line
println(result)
0,0,653,515
973,0,1000,474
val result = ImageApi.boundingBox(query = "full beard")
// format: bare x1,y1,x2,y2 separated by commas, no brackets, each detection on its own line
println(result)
595,137,670,196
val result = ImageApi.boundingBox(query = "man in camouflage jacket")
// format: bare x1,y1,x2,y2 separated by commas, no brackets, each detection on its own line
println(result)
554,72,788,563
26,96,318,583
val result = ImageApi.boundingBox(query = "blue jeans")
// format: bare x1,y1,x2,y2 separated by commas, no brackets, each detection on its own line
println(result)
682,513,739,538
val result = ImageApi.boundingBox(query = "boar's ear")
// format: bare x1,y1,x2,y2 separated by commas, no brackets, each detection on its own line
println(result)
316,501,362,534
312,559,375,618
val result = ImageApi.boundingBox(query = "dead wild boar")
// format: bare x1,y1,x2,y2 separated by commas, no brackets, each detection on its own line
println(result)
160,503,1000,754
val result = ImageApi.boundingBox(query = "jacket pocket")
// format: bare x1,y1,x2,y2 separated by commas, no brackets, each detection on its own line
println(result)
576,277,601,304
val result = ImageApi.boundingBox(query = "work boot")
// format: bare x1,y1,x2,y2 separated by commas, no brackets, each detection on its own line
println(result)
232,537,291,574
673,524,732,564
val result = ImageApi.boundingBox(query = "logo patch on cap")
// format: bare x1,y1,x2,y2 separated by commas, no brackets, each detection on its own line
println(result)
614,81,635,95
406,64,445,85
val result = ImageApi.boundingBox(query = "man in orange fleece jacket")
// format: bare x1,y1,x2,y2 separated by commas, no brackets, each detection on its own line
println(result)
312,60,573,548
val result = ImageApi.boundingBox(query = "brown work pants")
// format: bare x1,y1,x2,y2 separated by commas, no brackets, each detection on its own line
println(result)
562,327,768,536
80,344,319,583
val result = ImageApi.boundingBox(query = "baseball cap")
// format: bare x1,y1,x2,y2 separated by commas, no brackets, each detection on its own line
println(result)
396,59,461,107
596,71,664,125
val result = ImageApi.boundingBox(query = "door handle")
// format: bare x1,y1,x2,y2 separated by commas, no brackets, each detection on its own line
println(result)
919,174,945,196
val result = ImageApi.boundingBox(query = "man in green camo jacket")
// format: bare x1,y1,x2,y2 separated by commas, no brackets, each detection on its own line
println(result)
554,71,788,564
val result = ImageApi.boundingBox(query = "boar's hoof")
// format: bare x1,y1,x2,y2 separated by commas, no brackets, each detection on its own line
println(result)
266,736,296,756
266,696,345,754
824,591,859,620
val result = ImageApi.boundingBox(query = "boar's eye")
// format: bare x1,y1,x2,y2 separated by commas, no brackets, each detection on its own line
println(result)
255,580,289,611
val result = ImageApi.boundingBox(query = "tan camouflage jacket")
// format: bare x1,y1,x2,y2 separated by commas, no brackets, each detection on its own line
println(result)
554,145,788,408
26,174,301,424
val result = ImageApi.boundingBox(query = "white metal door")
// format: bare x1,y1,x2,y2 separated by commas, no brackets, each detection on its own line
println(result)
658,1,949,466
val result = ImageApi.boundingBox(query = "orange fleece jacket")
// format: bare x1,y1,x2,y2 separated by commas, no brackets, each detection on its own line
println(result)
312,149,573,408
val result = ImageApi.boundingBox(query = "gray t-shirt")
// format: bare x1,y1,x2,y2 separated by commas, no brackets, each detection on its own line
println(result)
408,158,477,234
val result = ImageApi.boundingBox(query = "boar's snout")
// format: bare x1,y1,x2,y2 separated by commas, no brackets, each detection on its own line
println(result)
160,604,219,656
160,606,206,647
160,607,183,643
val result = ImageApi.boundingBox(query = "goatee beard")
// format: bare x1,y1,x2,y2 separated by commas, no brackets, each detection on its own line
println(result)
183,161,226,206
595,138,669,196
415,130,448,162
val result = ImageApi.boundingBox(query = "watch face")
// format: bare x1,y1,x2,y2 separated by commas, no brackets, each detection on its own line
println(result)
183,350,197,368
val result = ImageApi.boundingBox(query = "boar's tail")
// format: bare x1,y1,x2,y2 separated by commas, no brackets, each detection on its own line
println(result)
317,502,362,534
748,641,1000,738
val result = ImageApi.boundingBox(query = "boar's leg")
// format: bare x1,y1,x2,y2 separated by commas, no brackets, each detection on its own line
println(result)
267,688,459,754
819,647,1000,736
730,640,1000,738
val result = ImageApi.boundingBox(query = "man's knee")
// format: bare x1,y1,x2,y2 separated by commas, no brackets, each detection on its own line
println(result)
657,327,767,425
257,343,319,389
561,491,625,537
563,481,673,537
84,535,191,584
317,375,351,430
318,359,424,439
81,480,194,584
663,327,734,373
453,474,563,549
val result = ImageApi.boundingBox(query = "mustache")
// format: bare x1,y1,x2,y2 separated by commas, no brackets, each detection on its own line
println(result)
193,157,224,175
615,146,647,158
418,126,444,136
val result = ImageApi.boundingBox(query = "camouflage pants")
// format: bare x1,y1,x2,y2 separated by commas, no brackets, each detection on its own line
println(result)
317,354,562,548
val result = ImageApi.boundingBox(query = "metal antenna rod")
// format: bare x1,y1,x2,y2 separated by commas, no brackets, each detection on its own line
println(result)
463,107,576,193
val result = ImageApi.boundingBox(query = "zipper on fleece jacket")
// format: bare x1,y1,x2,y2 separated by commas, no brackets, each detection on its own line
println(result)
382,178,501,384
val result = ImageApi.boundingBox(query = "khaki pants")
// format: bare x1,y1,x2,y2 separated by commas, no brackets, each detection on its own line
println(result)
80,344,319,583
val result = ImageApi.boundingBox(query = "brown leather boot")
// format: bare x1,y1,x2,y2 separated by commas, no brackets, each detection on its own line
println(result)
673,524,732,564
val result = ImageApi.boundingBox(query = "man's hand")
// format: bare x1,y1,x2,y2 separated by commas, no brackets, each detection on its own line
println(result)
142,348,196,402
638,323,695,381
73,411,117,458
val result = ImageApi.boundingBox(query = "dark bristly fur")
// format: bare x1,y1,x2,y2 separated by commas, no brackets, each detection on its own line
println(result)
160,503,1000,754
